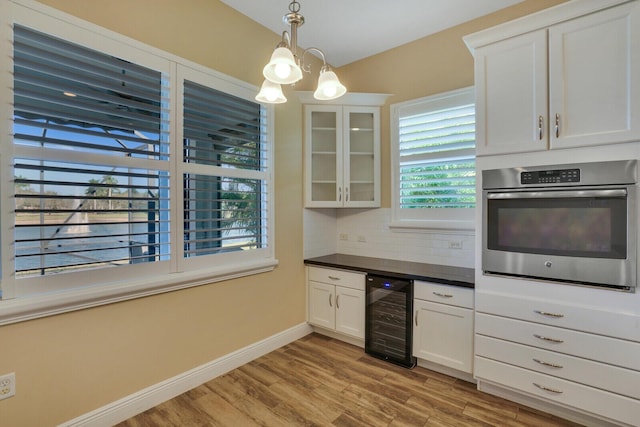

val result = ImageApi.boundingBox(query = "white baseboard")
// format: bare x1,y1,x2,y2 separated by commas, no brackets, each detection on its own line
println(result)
59,322,313,427
309,326,365,348
416,358,476,384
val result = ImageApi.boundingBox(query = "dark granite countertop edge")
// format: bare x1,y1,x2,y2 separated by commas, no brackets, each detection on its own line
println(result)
304,254,474,289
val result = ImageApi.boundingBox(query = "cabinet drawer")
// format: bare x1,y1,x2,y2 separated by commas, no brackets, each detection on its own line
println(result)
476,313,640,371
415,281,474,309
476,335,640,399
308,266,365,291
476,290,640,342
475,357,640,427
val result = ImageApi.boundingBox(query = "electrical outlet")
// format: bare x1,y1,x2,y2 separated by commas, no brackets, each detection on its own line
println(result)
357,235,366,243
449,240,463,250
0,373,15,400
339,233,348,241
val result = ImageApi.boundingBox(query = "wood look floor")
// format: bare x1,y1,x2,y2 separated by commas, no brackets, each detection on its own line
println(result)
116,333,582,427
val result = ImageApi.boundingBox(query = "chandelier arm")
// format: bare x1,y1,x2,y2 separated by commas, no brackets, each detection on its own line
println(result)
279,31,291,48
300,47,328,73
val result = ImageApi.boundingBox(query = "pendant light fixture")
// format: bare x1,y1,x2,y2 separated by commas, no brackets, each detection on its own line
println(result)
255,0,347,104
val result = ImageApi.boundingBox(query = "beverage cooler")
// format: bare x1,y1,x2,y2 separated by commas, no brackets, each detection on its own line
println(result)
365,274,416,368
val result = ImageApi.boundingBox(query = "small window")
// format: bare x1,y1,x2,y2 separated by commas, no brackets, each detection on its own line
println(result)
391,87,476,230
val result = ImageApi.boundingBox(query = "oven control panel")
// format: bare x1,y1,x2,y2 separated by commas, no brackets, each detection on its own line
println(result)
521,168,580,185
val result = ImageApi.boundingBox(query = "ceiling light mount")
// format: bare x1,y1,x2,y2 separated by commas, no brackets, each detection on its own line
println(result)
255,0,346,104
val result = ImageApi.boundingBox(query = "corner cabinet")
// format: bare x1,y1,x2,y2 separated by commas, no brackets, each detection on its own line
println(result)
307,266,365,339
300,92,389,208
468,0,640,156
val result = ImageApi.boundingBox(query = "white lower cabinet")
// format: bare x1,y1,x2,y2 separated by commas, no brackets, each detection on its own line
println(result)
474,287,640,426
413,281,474,374
475,357,640,427
307,266,365,339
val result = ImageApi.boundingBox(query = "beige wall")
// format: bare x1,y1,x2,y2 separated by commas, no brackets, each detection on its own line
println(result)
0,1,565,425
1,1,307,425
337,0,568,207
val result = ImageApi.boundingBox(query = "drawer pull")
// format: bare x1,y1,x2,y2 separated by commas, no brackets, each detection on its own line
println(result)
433,292,453,298
533,334,564,344
328,276,341,281
533,358,563,369
533,382,563,394
534,310,564,318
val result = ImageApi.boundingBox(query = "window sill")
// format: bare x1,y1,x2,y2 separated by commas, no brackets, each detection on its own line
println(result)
390,219,476,233
0,258,278,326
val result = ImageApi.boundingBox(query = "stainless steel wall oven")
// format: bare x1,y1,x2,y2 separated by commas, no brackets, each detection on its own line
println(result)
482,160,637,291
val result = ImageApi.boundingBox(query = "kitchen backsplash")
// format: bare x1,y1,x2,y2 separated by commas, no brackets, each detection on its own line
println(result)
304,208,475,268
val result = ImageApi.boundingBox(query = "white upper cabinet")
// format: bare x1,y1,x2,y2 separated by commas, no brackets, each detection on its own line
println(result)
301,92,388,208
549,2,640,149
474,30,548,155
468,0,640,156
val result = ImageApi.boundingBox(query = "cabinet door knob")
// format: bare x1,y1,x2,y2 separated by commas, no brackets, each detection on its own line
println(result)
433,291,453,298
533,358,563,369
329,294,333,307
415,310,419,326
533,382,563,394
538,115,544,140
533,333,564,344
336,294,340,309
534,310,564,318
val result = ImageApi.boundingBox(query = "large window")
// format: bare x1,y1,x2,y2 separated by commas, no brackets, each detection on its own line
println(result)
391,87,476,230
0,1,274,323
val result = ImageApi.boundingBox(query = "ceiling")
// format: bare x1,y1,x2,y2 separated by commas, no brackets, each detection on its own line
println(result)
220,0,524,67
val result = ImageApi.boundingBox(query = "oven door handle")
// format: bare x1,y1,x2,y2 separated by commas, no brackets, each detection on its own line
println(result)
487,189,627,199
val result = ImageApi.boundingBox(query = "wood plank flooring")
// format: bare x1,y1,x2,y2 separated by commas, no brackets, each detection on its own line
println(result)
116,333,583,426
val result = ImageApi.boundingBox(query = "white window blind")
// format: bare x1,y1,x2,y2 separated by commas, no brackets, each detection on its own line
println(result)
183,80,268,257
391,87,476,229
1,2,275,323
13,25,171,280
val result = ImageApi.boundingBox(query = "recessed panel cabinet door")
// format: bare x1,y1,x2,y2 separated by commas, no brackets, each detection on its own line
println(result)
549,1,640,149
474,29,548,155
413,299,473,373
308,281,335,330
335,287,365,338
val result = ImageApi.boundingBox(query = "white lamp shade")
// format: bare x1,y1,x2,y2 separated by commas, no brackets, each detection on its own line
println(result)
313,69,347,101
255,80,287,104
263,47,303,85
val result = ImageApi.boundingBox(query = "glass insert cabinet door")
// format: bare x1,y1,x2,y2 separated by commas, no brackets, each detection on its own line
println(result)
305,105,380,208
309,108,341,203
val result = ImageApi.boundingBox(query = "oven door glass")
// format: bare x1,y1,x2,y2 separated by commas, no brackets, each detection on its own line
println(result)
486,189,627,260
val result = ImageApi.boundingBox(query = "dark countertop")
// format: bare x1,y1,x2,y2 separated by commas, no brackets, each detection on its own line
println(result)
304,254,474,288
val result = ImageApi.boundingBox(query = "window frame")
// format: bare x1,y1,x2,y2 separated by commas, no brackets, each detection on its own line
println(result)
390,87,476,232
0,0,276,325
